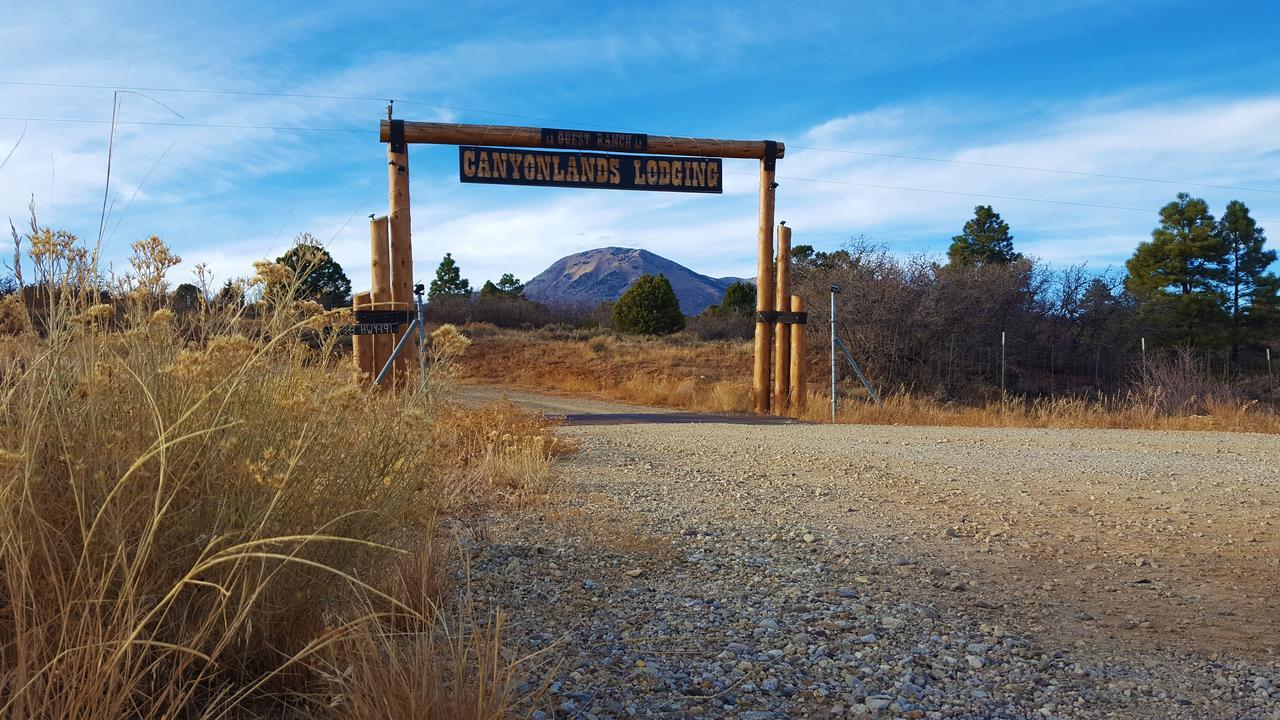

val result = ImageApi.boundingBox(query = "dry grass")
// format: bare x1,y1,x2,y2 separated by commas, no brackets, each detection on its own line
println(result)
461,327,754,413
460,327,1280,433
0,226,564,717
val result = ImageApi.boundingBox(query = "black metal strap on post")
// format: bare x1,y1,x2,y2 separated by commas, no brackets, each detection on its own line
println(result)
354,309,411,325
757,310,807,324
763,140,778,171
389,119,406,153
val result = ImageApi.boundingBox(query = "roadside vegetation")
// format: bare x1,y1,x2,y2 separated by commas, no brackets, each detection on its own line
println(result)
0,217,566,717
450,194,1279,433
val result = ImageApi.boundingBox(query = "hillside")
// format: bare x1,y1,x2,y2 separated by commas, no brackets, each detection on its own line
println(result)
523,247,735,315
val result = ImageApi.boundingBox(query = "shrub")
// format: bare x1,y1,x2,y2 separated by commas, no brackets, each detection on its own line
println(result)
1129,348,1244,415
613,274,685,335
686,309,753,340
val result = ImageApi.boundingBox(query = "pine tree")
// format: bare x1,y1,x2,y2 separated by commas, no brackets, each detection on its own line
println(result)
479,273,524,298
613,274,685,335
1124,193,1228,347
1218,200,1276,353
947,205,1021,267
275,234,352,308
428,253,472,302
718,281,756,315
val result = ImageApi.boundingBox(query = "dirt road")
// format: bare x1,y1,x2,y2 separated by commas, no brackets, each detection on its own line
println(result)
461,386,1280,718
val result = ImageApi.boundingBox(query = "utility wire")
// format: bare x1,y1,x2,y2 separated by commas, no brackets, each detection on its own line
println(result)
788,144,1280,197
4,79,1279,197
0,121,26,172
0,80,611,128
726,170,1280,224
0,114,367,133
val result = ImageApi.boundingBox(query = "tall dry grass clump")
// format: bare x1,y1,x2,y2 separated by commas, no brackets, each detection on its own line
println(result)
0,221,558,717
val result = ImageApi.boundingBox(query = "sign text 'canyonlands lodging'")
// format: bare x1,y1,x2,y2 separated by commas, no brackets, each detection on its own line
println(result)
458,146,723,194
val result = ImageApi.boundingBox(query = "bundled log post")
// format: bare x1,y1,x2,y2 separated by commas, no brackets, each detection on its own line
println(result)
772,223,792,414
352,291,373,381
790,295,807,416
369,215,393,388
752,146,779,414
388,118,418,386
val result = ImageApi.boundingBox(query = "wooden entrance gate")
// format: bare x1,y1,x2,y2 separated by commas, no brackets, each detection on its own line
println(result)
354,111,807,416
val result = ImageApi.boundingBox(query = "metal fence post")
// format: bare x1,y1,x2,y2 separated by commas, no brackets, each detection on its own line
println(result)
1000,331,1007,401
830,285,840,423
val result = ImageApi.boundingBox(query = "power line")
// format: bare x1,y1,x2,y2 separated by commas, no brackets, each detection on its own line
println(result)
0,114,368,134
4,79,1279,198
789,144,1280,197
730,170,1280,224
0,80,621,129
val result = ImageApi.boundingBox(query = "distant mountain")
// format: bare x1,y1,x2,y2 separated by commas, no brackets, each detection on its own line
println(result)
524,247,735,315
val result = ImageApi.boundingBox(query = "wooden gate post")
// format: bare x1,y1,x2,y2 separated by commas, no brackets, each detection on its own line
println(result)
772,223,792,414
352,291,373,380
369,215,393,387
387,115,418,385
752,144,779,414
790,295,807,416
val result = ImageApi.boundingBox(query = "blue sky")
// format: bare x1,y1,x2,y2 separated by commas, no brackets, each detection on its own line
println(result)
2,0,1279,292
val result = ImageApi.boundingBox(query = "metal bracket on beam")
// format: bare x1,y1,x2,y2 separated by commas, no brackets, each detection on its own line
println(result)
389,119,406,154
757,310,806,324
763,140,778,171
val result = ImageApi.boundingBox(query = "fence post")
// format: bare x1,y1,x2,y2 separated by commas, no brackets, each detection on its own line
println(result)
1000,331,1007,401
1268,347,1273,379
1141,337,1146,365
830,285,839,422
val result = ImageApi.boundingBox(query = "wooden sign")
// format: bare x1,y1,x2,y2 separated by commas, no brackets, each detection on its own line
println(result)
539,127,647,152
459,146,722,194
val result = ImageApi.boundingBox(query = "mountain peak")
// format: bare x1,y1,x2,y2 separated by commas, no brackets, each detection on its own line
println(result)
524,248,733,314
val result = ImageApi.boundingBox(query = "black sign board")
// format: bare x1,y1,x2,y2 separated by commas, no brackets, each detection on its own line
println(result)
539,127,647,153
459,146,722,194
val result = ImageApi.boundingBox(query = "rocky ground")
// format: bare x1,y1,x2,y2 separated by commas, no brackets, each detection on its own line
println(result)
459,388,1280,719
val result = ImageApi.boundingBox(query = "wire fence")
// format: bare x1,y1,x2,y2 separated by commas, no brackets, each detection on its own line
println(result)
838,332,1277,400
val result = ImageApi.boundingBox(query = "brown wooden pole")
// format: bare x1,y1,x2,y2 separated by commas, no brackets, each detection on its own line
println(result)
388,126,418,385
380,120,785,160
790,295,807,416
352,291,373,381
369,215,393,387
772,223,792,414
752,156,777,414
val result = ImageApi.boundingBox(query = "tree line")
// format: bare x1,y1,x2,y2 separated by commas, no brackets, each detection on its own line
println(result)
787,194,1278,400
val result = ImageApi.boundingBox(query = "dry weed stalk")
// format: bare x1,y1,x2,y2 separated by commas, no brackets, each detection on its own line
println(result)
0,216,557,717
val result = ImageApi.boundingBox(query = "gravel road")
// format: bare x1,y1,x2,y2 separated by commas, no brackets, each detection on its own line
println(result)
460,387,1280,719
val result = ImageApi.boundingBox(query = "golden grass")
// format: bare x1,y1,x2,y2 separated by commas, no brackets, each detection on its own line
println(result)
461,328,754,413
460,327,1280,433
0,230,563,717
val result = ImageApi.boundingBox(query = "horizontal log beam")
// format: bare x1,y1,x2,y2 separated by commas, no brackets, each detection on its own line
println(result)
378,120,785,160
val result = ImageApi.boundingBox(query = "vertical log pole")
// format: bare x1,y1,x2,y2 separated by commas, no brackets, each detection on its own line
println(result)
752,145,778,414
790,295,807,416
388,116,418,385
369,215,393,387
352,291,373,381
772,223,792,414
